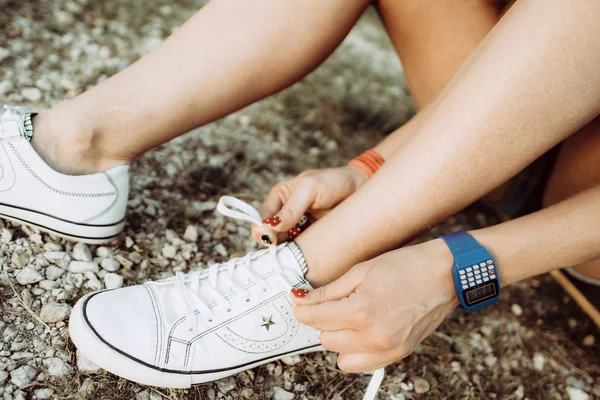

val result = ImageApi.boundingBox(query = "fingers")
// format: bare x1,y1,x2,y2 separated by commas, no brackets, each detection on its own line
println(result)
291,263,371,306
271,180,317,233
337,348,407,374
251,224,279,247
319,329,385,353
293,299,358,331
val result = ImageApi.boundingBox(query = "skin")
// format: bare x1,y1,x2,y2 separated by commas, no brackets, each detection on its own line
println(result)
27,0,600,373
293,185,600,372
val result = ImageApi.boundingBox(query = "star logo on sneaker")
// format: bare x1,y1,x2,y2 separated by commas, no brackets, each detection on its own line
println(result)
260,315,276,331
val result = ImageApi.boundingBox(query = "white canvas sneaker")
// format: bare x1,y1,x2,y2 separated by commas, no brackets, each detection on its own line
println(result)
70,196,385,398
0,106,129,243
70,197,323,387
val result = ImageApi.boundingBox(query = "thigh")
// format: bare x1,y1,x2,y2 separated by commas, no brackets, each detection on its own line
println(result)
544,115,600,207
374,0,501,108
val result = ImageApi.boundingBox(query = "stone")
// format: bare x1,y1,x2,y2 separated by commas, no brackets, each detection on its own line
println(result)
10,365,36,387
582,335,595,347
68,261,99,274
34,388,54,399
100,258,121,272
183,225,199,242
44,252,71,269
43,357,73,376
45,266,65,280
281,355,302,366
22,87,42,102
40,303,72,323
0,47,10,63
0,228,13,243
511,304,523,317
273,386,295,400
533,353,546,371
566,387,589,400
214,243,228,257
96,247,114,258
15,267,44,285
76,351,101,374
11,251,29,269
72,243,92,262
85,272,103,291
413,378,430,394
39,280,59,290
162,245,177,259
104,273,124,290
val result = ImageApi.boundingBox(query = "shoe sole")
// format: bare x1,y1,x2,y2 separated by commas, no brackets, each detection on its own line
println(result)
69,294,325,388
0,203,124,244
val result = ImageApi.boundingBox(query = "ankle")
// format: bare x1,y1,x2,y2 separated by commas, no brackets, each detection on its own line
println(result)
30,110,123,175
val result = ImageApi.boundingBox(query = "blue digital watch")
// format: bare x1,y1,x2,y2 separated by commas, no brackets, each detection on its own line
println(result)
440,231,500,312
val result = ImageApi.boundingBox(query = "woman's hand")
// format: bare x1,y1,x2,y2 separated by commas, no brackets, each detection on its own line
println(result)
292,239,459,373
252,165,367,245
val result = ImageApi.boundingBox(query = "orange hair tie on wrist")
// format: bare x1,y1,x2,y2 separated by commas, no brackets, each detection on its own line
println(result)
347,149,385,177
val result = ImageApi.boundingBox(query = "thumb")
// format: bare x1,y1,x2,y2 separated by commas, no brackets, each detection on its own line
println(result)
272,180,317,233
291,263,371,306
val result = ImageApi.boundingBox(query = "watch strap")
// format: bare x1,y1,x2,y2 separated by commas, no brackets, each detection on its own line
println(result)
440,231,481,256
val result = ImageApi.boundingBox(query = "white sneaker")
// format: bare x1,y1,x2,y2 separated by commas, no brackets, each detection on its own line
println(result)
70,197,322,387
0,106,129,243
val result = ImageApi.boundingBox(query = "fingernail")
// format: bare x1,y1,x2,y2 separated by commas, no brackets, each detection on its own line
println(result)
291,288,310,298
263,216,281,227
261,235,272,245
297,215,308,228
287,226,301,240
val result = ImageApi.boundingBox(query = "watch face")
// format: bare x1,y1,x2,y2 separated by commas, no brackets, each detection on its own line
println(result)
462,280,498,306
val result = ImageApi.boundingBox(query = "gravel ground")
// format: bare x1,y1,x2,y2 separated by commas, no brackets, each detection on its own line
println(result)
0,1,599,399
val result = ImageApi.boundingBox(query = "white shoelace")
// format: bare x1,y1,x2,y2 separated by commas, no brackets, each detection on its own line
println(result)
176,196,384,400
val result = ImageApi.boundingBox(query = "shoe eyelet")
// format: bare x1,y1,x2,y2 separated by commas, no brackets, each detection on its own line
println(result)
208,318,214,323
245,297,252,303
226,308,232,313
187,327,194,333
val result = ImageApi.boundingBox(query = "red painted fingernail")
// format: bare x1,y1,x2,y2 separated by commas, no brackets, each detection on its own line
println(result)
287,226,301,240
291,288,310,298
263,216,281,227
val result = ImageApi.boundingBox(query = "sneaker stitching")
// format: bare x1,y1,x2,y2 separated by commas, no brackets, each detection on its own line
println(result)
7,143,116,197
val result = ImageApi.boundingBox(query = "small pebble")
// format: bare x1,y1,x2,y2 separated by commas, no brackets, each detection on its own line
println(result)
511,304,523,317
104,273,124,289
40,303,72,323
582,335,595,347
566,387,590,400
15,267,44,285
72,243,92,262
413,378,430,394
69,261,99,274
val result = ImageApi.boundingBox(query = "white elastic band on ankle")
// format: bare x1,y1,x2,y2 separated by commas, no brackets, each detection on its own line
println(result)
217,196,263,225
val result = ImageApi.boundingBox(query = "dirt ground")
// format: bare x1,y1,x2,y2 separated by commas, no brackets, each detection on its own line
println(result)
0,0,598,399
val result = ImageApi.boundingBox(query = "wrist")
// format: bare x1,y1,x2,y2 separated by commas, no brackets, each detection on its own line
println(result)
425,239,461,308
344,164,369,191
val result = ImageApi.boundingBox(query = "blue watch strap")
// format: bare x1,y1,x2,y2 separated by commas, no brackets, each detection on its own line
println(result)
441,231,481,256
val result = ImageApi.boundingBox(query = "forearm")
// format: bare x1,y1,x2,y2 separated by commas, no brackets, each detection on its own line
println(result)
299,0,600,282
473,185,600,286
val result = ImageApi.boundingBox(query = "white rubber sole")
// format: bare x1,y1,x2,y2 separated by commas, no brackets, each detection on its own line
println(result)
0,203,123,244
69,296,325,388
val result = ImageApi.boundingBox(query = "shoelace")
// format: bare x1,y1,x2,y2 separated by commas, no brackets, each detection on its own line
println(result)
175,196,385,400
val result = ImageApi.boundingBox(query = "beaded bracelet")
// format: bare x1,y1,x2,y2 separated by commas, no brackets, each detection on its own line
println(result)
347,149,385,177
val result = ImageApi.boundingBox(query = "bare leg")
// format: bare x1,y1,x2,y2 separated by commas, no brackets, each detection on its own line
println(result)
296,0,600,286
300,0,501,285
544,116,600,279
31,0,371,175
